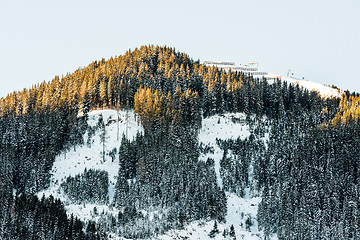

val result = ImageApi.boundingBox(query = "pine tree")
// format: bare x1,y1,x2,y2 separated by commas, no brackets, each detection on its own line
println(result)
208,221,219,238
229,224,236,239
98,114,106,162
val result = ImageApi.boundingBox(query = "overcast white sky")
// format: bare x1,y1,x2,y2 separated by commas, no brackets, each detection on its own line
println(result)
1,0,359,98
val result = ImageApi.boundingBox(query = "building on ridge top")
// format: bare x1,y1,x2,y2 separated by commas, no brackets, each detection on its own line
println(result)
204,61,268,78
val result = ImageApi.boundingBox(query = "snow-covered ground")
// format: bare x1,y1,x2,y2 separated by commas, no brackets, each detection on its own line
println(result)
266,72,341,99
203,61,342,99
158,194,267,240
156,113,276,240
198,113,250,187
37,109,276,239
37,109,143,220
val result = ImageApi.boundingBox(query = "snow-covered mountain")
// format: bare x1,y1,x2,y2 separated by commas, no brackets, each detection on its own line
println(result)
36,61,337,240
37,110,277,240
4,46,356,240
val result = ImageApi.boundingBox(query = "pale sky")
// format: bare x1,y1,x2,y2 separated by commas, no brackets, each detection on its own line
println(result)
1,0,359,98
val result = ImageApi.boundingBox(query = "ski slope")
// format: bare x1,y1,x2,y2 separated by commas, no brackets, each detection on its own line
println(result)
266,72,341,99
204,61,342,99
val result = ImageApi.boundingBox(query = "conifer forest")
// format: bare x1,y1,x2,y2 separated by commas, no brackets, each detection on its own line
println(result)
0,45,360,239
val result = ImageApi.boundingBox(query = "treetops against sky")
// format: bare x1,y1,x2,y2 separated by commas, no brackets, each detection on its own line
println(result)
1,45,359,126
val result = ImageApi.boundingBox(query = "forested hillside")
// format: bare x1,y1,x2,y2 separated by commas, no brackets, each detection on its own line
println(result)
0,45,359,239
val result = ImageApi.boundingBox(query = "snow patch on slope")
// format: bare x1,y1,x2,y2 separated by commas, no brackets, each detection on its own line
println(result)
199,113,250,187
266,72,341,98
38,110,276,239
38,109,143,220
157,113,277,240
159,194,274,240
